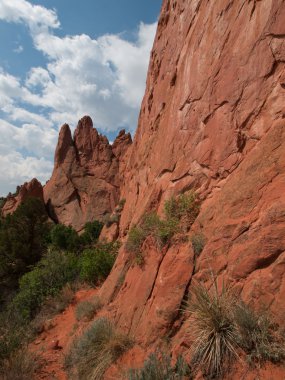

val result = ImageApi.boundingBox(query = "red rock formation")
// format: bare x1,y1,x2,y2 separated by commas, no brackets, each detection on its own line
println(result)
43,116,132,231
1,178,43,217
96,0,285,376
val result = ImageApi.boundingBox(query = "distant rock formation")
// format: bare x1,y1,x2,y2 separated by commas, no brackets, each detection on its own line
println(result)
1,178,44,217
43,116,132,231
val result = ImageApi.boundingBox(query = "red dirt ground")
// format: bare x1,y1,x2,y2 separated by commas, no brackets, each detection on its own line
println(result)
29,288,99,380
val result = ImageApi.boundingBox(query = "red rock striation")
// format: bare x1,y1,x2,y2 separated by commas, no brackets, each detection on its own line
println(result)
96,0,285,376
43,116,132,231
1,178,44,217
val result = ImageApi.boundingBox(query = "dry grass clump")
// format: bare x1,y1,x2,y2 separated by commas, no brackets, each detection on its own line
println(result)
234,302,285,364
0,348,38,380
75,296,102,321
128,352,190,380
65,317,133,380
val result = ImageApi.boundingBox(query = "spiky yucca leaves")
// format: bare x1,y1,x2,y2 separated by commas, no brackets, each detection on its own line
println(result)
187,282,239,378
65,318,132,380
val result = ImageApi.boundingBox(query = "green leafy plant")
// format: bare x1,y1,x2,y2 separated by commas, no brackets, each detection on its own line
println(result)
164,191,199,231
126,213,178,266
75,296,102,321
50,224,80,251
65,317,132,379
11,249,79,320
79,243,118,284
80,220,104,245
125,191,199,266
128,352,190,380
126,225,146,256
0,197,50,299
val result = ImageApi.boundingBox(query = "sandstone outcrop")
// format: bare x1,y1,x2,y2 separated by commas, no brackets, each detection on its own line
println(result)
1,178,44,217
43,116,132,231
97,0,285,376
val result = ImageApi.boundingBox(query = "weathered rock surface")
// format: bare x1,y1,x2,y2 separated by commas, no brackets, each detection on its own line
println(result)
97,0,285,376
1,178,44,217
43,116,132,231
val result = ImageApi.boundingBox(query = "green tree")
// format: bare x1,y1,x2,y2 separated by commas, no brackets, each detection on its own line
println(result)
50,224,80,251
0,197,50,300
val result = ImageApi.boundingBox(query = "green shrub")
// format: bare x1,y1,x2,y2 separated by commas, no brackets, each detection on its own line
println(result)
126,213,178,266
118,198,126,208
11,249,79,320
65,317,132,379
81,220,104,244
50,224,80,251
126,226,146,255
191,233,205,257
0,197,50,298
187,282,239,378
125,191,199,265
79,243,118,285
31,283,75,334
234,302,285,364
164,192,199,230
75,296,102,321
128,352,190,380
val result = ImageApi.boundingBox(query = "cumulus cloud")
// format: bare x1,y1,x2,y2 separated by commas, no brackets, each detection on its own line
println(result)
0,0,59,31
0,0,157,195
0,153,53,195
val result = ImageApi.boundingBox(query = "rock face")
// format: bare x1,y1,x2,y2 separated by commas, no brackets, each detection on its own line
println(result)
97,0,285,375
43,116,132,231
1,178,44,217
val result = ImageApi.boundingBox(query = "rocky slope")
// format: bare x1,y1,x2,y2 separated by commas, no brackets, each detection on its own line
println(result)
43,116,132,231
95,0,285,375
1,178,44,217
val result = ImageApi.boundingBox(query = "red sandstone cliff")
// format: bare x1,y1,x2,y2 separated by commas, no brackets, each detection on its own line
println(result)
95,0,285,377
43,116,132,231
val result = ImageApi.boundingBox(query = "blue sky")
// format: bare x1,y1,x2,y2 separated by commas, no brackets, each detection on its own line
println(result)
0,0,161,196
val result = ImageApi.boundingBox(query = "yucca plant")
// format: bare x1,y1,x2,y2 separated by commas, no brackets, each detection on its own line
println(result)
65,318,132,380
187,281,239,378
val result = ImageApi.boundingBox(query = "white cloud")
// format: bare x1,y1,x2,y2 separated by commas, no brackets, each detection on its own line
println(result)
0,152,53,195
0,0,157,195
0,119,57,158
0,0,59,32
